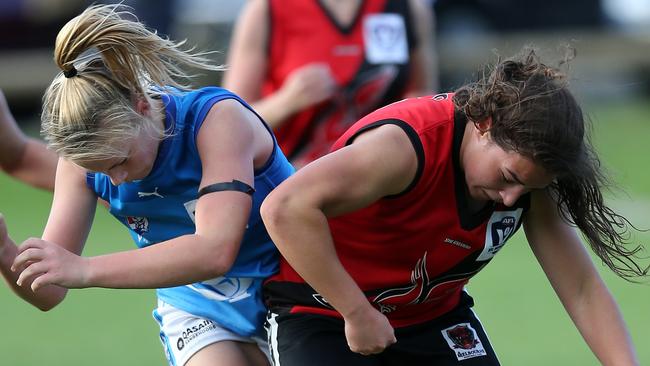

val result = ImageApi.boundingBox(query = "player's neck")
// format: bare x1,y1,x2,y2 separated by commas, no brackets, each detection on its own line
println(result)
320,0,363,27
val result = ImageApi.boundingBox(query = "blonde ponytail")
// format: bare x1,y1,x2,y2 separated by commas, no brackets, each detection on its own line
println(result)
42,4,223,162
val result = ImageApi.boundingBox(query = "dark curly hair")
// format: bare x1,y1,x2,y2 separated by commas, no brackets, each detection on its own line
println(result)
453,47,647,280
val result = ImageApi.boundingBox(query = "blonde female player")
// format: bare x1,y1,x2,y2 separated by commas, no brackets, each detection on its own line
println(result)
0,5,293,366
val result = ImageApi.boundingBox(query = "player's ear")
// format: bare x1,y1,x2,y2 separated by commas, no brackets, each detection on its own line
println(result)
475,117,492,136
134,96,151,116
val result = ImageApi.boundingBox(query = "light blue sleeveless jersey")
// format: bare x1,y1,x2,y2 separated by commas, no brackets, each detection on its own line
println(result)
87,87,294,337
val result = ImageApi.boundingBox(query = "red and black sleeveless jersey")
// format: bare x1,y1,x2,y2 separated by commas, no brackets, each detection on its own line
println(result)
264,0,417,166
264,94,531,328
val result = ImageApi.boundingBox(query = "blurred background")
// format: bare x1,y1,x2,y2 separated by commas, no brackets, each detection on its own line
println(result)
1,0,648,365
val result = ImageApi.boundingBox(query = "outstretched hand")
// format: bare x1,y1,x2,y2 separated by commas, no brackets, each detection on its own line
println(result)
12,238,90,291
344,305,396,355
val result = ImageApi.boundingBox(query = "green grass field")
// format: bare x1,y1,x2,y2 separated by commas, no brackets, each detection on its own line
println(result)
1,98,648,365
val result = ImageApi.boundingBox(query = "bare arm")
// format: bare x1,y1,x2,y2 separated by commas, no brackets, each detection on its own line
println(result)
223,0,336,129
0,90,57,191
261,124,418,354
15,100,260,289
524,190,638,366
405,0,438,96
1,159,96,310
0,215,69,311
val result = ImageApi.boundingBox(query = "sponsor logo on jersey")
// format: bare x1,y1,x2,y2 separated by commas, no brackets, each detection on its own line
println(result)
444,237,471,250
126,216,149,235
441,323,487,360
137,187,164,198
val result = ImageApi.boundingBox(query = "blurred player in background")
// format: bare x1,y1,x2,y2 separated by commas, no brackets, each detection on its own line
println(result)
224,0,438,167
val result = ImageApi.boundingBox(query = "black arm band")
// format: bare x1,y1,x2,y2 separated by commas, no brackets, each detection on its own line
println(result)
198,179,255,198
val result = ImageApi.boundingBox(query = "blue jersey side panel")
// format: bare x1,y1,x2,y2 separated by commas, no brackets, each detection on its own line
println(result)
87,87,294,336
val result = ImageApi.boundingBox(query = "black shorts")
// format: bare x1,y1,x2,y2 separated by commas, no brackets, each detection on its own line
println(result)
265,293,500,366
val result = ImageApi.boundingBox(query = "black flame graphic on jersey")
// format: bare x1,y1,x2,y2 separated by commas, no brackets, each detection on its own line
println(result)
372,252,487,312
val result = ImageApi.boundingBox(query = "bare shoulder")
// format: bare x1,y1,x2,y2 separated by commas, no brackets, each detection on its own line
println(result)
203,98,256,130
352,123,418,165
337,123,420,196
196,98,268,167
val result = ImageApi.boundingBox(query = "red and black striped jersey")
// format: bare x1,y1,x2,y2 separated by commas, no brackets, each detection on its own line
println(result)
264,0,417,165
264,94,530,328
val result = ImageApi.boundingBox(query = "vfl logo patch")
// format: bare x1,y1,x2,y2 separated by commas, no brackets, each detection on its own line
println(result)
441,323,487,361
126,216,149,235
476,208,523,261
363,14,408,64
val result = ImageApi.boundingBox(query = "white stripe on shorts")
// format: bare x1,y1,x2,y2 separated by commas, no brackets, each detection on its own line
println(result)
267,312,281,366
470,307,501,364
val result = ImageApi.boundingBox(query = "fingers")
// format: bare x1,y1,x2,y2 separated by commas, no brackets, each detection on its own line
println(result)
12,240,51,290
16,260,48,287
12,244,46,272
344,308,397,356
349,335,396,355
30,272,55,292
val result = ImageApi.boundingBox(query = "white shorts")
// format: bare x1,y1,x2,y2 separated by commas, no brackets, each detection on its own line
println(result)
153,300,270,366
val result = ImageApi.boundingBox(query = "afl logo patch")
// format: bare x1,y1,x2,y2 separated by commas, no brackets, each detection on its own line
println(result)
476,208,523,261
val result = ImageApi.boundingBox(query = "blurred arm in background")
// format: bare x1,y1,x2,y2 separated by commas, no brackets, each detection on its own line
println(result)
0,89,57,191
222,0,336,130
406,0,439,96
